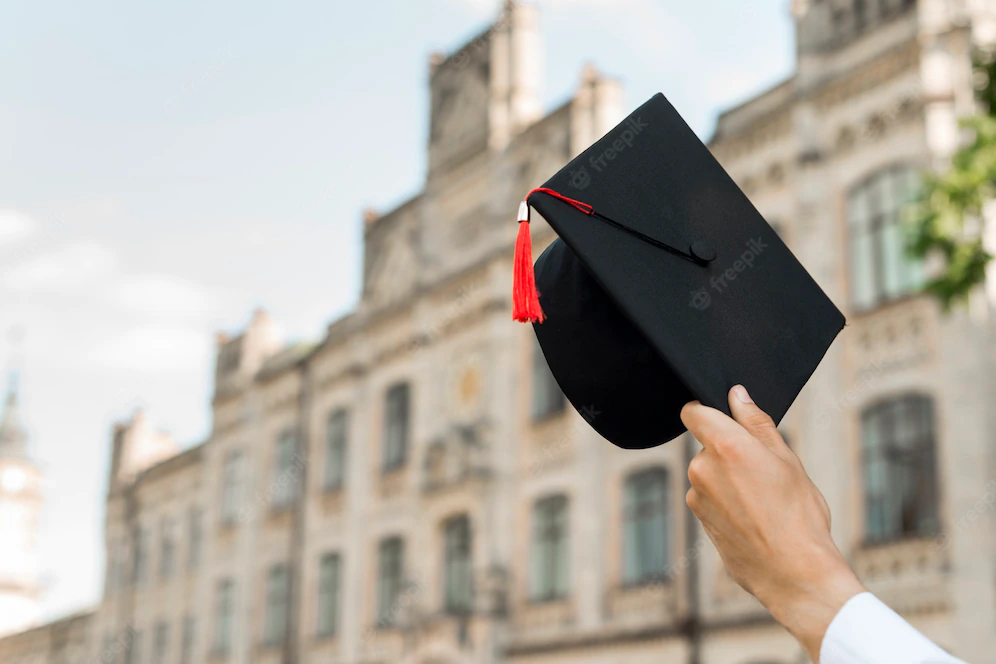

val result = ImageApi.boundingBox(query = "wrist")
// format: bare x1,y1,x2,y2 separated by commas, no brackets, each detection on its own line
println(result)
757,548,865,662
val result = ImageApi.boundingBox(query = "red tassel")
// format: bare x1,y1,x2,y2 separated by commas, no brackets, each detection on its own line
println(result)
512,200,545,323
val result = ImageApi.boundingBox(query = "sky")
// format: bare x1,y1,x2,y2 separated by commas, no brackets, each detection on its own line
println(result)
0,0,795,619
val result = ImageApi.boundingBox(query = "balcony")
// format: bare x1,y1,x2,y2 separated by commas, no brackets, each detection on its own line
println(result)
851,537,951,614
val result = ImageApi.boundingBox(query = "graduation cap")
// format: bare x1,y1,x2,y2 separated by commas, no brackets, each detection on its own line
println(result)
512,93,845,449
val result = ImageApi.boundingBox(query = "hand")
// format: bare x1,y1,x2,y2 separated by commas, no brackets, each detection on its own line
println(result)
681,385,865,663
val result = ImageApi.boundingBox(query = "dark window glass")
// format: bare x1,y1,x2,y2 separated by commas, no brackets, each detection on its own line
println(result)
530,495,569,601
383,384,410,471
264,564,289,647
622,469,671,585
848,166,922,310
316,553,341,637
862,394,939,543
377,537,405,625
324,409,349,490
444,516,472,613
272,431,300,509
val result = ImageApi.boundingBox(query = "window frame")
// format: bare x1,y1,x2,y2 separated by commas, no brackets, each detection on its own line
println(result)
263,564,290,648
131,526,149,587
187,507,202,570
529,494,570,602
621,468,672,587
271,430,300,511
324,409,349,492
382,383,411,472
846,164,923,312
316,552,342,638
220,450,244,526
159,518,174,581
180,613,195,664
212,579,235,656
377,536,405,626
860,393,939,545
443,515,473,614
152,621,169,664
125,629,142,664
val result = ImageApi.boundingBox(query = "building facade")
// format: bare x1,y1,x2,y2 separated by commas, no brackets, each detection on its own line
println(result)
5,0,996,662
0,373,45,640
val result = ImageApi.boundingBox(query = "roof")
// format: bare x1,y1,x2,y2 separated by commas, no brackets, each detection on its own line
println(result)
708,76,795,145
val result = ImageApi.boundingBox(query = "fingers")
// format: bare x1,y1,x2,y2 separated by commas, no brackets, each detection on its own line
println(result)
727,385,789,454
680,401,751,456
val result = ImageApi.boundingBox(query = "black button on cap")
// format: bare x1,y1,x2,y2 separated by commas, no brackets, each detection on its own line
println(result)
690,241,717,263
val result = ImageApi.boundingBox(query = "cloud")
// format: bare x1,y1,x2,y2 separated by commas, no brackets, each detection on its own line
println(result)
110,274,213,320
0,210,37,247
2,242,117,292
87,325,211,373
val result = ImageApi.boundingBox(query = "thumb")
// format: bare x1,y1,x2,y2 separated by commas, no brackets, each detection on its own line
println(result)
728,385,787,453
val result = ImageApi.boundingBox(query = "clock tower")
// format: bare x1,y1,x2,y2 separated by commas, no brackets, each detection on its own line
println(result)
0,372,42,637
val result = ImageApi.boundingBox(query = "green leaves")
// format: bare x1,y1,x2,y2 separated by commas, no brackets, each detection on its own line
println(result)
906,54,996,310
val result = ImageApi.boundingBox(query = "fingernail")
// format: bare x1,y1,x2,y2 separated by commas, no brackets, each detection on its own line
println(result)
733,385,753,403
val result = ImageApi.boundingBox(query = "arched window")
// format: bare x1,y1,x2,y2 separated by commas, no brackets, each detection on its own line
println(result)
848,165,923,310
530,495,569,601
443,515,473,613
622,468,671,585
861,394,939,543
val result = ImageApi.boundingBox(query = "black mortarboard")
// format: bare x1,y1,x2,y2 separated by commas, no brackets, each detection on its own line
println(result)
511,93,845,449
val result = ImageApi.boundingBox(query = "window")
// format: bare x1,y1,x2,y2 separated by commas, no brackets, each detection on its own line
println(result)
131,527,149,586
264,564,289,647
443,516,472,613
107,540,124,594
848,166,923,310
159,519,174,581
531,341,565,421
316,553,341,638
623,469,671,585
324,409,349,491
188,508,202,570
854,0,868,29
530,495,569,601
383,384,410,471
125,630,142,664
862,395,939,543
102,634,116,664
377,537,405,626
152,621,169,664
272,430,300,510
213,579,234,655
180,614,195,664
220,450,244,525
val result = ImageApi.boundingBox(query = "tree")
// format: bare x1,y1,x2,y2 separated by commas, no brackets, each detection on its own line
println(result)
907,50,996,309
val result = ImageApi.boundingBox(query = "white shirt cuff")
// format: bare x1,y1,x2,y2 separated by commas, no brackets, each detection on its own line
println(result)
820,592,964,664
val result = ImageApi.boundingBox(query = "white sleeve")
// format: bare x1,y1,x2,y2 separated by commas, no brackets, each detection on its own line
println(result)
820,592,965,664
